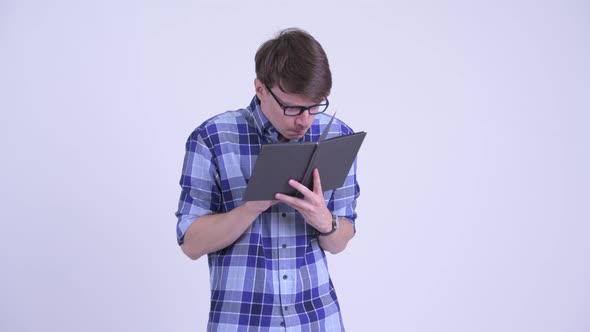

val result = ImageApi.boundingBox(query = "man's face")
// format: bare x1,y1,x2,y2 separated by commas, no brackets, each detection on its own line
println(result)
255,79,318,141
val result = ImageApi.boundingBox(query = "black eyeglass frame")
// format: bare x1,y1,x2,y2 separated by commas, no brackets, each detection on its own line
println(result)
265,85,329,117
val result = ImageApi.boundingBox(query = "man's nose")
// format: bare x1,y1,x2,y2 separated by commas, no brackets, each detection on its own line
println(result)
295,110,313,126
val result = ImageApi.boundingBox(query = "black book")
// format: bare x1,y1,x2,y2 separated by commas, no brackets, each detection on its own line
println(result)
243,114,366,201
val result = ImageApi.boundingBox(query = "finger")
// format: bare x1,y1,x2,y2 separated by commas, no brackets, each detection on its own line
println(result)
275,192,309,210
287,178,313,198
313,168,323,194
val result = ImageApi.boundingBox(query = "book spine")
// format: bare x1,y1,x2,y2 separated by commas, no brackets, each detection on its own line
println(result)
298,143,321,196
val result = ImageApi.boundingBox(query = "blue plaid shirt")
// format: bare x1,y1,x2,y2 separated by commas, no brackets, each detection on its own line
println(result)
176,97,360,331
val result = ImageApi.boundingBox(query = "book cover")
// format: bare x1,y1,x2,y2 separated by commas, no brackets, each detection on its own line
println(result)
243,114,366,201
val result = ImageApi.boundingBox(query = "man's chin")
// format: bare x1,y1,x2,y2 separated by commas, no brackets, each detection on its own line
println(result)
289,133,306,140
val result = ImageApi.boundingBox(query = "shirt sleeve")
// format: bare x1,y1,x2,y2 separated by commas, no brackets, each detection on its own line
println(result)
175,130,221,245
327,156,360,232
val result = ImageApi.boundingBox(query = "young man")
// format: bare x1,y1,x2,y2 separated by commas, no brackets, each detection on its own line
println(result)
175,28,360,331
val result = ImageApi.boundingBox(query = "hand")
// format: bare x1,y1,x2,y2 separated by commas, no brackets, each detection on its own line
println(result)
275,168,332,233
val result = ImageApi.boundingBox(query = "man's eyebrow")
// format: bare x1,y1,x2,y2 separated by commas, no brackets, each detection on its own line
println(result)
274,90,318,107
281,98,318,108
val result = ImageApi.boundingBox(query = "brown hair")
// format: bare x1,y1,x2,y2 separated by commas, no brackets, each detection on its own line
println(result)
255,28,332,102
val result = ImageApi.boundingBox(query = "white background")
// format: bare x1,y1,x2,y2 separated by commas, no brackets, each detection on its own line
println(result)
1,1,589,331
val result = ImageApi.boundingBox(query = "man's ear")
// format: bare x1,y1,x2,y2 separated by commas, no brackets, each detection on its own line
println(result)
254,78,265,98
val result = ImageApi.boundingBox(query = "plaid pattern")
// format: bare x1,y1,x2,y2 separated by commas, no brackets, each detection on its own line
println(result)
176,97,360,331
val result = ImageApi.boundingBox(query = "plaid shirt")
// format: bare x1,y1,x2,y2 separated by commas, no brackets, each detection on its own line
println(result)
176,96,360,331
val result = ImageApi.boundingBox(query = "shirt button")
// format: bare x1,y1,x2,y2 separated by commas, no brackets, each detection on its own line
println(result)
283,275,288,280
284,306,288,311
281,213,286,217
282,244,287,249
280,321,285,327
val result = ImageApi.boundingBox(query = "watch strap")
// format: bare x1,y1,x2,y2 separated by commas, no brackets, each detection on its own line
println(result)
318,214,339,236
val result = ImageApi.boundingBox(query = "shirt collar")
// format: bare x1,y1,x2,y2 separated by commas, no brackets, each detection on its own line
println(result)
249,96,270,133
248,95,284,142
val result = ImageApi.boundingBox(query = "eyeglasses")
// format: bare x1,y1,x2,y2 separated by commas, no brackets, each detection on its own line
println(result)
265,85,329,116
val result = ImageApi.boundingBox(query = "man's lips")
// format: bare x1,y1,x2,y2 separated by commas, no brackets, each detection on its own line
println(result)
288,129,306,136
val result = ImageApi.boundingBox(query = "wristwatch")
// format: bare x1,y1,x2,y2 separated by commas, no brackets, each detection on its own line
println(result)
318,214,339,236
